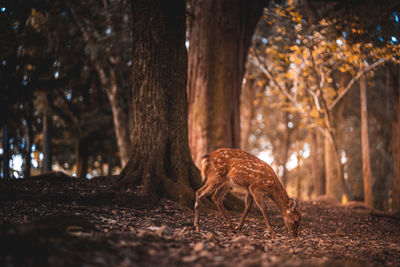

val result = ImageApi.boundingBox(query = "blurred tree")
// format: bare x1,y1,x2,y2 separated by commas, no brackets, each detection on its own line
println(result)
187,0,266,167
360,75,373,207
310,129,325,196
2,124,10,179
250,3,400,203
114,0,200,205
22,99,34,177
240,64,263,152
39,93,52,173
391,64,400,211
68,0,132,167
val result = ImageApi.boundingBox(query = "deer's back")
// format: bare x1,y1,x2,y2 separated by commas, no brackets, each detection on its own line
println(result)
205,148,278,188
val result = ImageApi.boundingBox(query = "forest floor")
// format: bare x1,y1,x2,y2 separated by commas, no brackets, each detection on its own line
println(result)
0,173,400,267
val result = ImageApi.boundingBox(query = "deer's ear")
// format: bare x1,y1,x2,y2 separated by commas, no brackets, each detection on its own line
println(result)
289,198,296,212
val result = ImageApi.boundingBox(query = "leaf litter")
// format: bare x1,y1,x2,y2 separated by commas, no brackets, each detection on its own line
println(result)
0,174,399,266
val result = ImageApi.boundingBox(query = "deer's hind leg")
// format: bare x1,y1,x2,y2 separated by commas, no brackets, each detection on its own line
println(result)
236,191,253,232
194,178,224,231
212,183,234,232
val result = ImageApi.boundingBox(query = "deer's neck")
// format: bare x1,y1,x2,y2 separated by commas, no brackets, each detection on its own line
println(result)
269,182,290,215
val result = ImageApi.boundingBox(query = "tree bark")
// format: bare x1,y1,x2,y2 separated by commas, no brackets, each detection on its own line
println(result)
114,0,200,206
2,123,10,179
391,65,400,212
240,76,257,151
23,101,33,178
360,75,373,207
188,0,265,167
42,111,52,173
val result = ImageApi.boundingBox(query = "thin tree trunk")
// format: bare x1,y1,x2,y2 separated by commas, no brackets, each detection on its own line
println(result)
281,110,291,187
2,123,10,179
114,0,201,206
188,0,265,167
330,130,353,202
360,75,373,207
311,129,324,196
23,101,33,178
97,67,131,167
42,112,52,173
324,132,347,201
391,65,400,211
76,138,89,179
107,153,113,177
240,76,257,151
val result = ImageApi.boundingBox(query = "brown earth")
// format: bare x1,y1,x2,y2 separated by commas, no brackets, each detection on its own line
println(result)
0,172,399,266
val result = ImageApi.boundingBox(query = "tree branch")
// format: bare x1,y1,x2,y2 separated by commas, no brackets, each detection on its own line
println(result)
328,58,388,110
251,48,297,104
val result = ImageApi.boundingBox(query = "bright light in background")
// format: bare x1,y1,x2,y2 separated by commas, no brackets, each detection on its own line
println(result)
288,121,293,128
336,39,343,45
1,7,6,12
341,150,347,164
32,159,38,168
302,143,310,158
11,154,23,173
54,71,59,79
285,143,310,171
257,150,274,165
286,153,298,171
393,12,399,23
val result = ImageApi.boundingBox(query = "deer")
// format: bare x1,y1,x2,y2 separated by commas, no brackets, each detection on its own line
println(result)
194,148,301,238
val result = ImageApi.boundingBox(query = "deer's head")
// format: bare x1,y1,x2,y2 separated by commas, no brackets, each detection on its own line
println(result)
283,198,301,237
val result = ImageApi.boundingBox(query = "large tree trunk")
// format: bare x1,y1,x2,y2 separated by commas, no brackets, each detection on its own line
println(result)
188,0,265,167
23,101,33,178
240,76,257,151
42,111,52,173
391,65,400,212
2,123,10,179
114,0,200,206
360,76,373,207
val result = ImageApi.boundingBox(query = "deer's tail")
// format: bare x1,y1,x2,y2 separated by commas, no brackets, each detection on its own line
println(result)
200,154,209,183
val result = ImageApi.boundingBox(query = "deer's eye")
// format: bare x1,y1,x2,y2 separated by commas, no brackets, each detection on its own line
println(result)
294,220,298,225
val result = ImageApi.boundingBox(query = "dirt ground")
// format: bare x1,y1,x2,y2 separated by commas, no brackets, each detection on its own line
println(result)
1,173,399,267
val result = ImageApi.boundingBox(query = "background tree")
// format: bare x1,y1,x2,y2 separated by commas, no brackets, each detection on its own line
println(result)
187,0,266,167
391,64,400,211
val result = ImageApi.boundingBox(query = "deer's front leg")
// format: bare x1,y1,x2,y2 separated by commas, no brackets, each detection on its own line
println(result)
236,191,253,232
249,185,275,238
194,180,224,231
212,184,234,232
